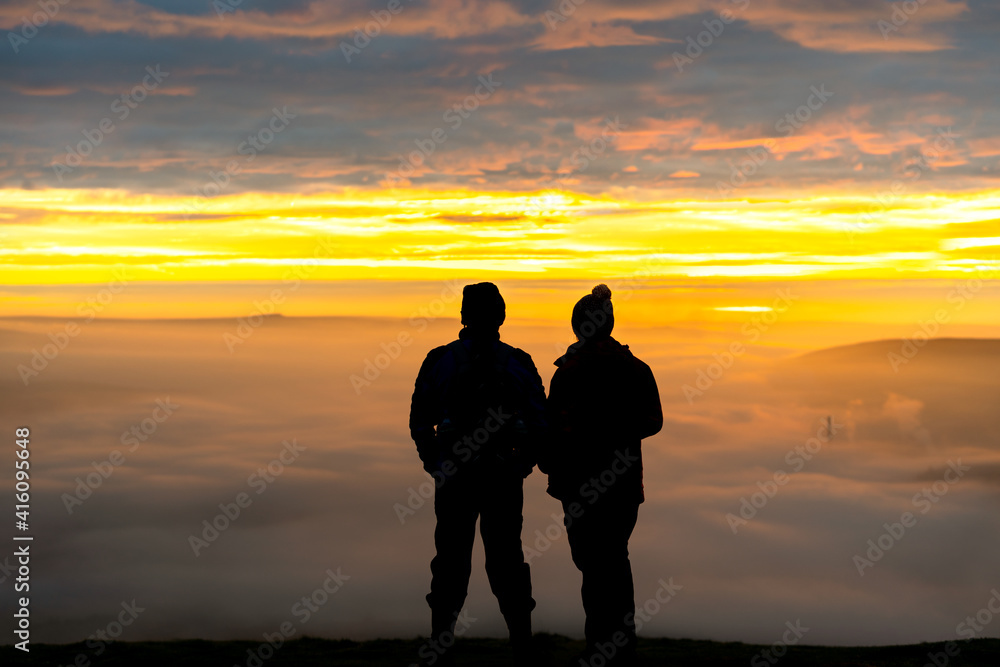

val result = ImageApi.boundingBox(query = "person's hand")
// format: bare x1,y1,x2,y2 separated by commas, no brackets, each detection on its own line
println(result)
422,450,446,476
417,438,443,475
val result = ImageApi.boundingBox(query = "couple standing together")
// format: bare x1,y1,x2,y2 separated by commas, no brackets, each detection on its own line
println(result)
409,282,663,666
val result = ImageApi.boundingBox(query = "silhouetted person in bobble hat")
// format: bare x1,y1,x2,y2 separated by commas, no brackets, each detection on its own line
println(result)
409,282,546,665
539,284,663,666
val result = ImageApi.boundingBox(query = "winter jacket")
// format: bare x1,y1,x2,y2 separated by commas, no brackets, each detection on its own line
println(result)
540,336,662,504
409,329,547,477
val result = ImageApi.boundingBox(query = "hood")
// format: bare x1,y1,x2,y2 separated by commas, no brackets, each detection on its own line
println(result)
554,335,631,367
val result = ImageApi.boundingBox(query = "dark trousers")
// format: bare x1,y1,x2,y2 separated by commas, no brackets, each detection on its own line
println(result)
563,497,640,657
427,467,535,639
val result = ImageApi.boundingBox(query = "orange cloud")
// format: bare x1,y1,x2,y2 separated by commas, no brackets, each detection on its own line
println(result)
969,138,1000,158
740,0,969,53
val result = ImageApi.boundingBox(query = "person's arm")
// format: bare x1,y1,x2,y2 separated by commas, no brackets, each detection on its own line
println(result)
538,366,570,475
409,347,447,472
521,353,548,472
633,358,663,440
516,352,547,429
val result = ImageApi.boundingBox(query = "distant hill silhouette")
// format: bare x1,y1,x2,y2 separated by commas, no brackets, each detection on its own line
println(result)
793,337,1000,366
771,337,1000,402
766,337,1000,457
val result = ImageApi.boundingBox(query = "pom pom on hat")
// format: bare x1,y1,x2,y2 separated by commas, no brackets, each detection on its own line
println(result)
571,283,614,341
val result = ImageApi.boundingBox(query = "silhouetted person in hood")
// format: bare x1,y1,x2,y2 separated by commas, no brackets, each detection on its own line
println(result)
539,284,662,666
409,282,546,666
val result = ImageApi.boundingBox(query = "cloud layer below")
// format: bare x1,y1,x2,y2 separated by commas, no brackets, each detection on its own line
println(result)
1,279,999,646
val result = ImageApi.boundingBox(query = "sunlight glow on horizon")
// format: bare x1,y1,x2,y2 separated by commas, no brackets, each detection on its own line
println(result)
713,306,775,312
1,187,998,288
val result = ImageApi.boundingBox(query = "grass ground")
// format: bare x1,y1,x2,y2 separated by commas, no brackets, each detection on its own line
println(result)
3,634,998,666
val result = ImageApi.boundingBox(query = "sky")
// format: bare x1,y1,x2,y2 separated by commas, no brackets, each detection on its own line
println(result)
1,0,999,289
2,0,1000,651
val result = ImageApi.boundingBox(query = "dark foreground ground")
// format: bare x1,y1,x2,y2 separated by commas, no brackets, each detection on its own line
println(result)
3,634,999,666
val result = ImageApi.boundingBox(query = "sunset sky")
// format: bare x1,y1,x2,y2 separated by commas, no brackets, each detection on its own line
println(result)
3,0,1000,651
1,0,998,302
